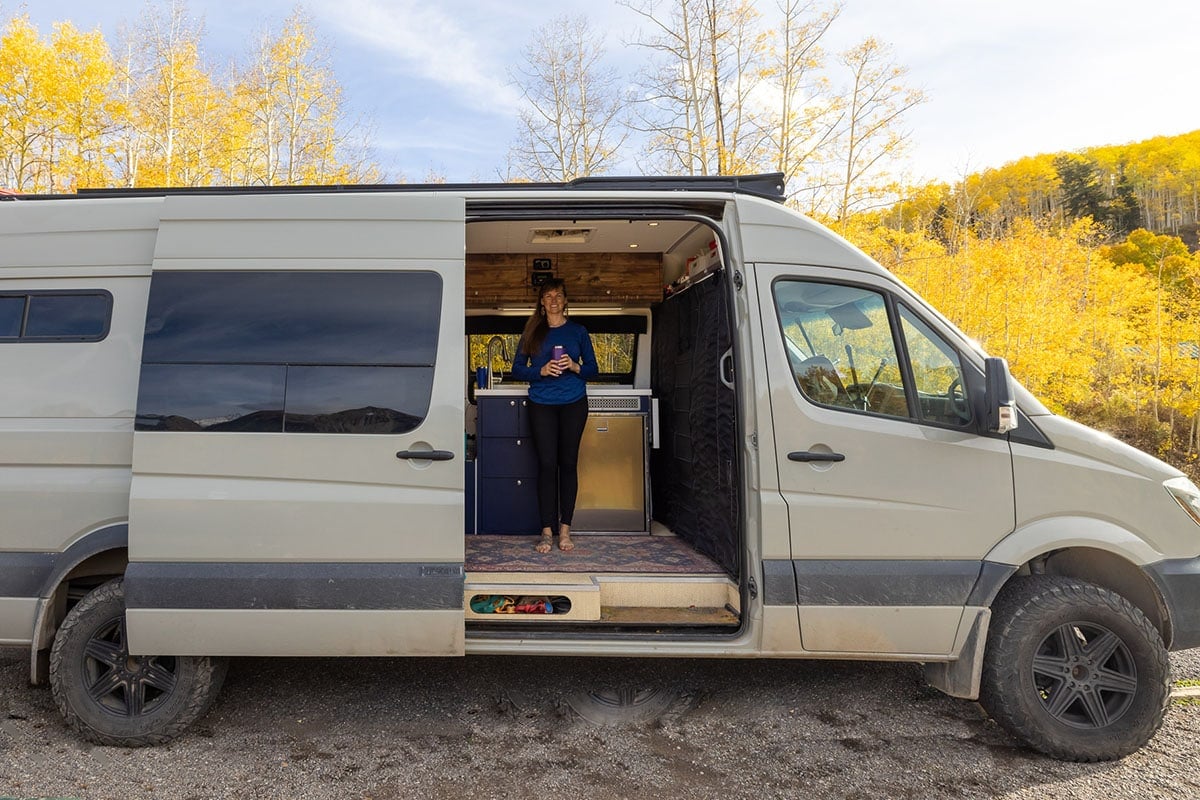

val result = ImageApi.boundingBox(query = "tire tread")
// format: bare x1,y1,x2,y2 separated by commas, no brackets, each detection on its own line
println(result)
49,578,228,747
980,575,1169,761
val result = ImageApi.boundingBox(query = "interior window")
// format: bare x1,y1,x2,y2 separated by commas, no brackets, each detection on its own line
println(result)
467,332,636,384
899,305,972,426
773,281,909,418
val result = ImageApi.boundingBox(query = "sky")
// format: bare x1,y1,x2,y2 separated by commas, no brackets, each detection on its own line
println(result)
8,0,1200,185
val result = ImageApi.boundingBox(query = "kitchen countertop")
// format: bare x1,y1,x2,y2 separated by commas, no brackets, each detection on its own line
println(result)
475,387,651,397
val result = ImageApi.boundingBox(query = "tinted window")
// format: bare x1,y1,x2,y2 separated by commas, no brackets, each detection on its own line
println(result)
25,293,111,338
0,296,23,338
284,366,433,434
137,271,442,435
142,271,442,365
135,365,285,431
0,292,110,341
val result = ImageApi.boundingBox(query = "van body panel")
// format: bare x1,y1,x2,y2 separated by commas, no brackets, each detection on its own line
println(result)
125,608,464,656
738,235,797,566
0,598,37,644
734,197,880,271
1010,417,1199,561
124,561,462,610
0,197,162,269
0,271,147,556
798,605,965,655
760,604,805,654
1,276,148,417
126,193,468,656
152,194,465,263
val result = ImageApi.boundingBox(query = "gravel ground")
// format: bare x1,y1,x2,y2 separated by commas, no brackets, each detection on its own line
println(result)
2,645,1200,800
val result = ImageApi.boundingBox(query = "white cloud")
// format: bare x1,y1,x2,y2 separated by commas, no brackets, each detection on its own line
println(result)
313,0,523,115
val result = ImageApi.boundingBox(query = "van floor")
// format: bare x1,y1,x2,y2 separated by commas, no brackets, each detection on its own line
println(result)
464,534,726,574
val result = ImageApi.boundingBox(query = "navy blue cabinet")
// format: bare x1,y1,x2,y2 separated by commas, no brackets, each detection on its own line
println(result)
476,396,541,534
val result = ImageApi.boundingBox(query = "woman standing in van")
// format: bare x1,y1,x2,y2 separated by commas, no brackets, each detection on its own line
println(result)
511,279,598,553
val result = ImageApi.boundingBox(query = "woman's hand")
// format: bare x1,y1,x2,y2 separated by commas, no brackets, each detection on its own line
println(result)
540,356,575,377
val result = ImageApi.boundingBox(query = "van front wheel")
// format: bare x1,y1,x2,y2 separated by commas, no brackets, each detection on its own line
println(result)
49,578,228,746
980,575,1169,761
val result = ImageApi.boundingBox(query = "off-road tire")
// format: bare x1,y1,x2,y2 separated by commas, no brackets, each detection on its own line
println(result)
49,578,228,746
980,575,1169,761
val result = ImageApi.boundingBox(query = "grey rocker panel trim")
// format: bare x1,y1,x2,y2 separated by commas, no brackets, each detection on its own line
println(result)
124,561,465,611
0,524,129,598
764,559,1007,607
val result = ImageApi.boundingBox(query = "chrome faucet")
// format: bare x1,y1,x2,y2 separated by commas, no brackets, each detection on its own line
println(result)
485,336,508,390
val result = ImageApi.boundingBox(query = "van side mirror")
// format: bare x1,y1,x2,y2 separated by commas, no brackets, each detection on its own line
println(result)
984,357,1018,434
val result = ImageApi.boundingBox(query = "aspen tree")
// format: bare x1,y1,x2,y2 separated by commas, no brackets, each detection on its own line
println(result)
509,15,628,181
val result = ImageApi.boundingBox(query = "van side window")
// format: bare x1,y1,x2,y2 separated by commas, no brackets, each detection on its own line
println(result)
773,281,910,418
773,280,974,428
898,305,972,427
0,292,111,341
136,271,442,434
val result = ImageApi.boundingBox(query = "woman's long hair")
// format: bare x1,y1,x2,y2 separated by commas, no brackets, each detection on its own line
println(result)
520,278,568,356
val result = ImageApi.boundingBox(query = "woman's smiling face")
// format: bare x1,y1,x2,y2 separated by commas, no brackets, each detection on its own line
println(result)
541,288,566,315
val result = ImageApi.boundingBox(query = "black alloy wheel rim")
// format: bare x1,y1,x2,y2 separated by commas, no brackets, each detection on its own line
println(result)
1031,621,1138,729
82,615,179,717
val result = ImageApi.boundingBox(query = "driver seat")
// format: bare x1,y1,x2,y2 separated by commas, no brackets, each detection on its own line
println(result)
795,355,852,408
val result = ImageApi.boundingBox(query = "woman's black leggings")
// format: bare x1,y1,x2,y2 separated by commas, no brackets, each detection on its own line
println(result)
527,397,589,530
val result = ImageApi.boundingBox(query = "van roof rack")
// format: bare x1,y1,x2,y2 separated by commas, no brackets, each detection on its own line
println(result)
3,173,786,203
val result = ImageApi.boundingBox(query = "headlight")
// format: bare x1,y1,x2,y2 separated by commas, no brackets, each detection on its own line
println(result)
1165,476,1200,528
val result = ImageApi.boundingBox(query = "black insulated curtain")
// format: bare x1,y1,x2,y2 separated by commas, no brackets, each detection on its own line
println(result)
650,274,739,577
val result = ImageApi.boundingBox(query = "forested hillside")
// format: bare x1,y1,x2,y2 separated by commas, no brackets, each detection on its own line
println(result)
864,131,1200,247
842,130,1200,477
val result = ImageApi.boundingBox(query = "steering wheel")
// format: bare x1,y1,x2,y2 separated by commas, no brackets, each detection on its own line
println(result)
947,377,971,422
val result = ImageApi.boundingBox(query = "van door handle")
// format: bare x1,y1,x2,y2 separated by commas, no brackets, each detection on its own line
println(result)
719,348,735,390
396,450,455,461
788,450,845,463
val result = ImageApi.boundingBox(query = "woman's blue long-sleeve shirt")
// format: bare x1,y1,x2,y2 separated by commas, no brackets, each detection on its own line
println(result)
510,321,598,405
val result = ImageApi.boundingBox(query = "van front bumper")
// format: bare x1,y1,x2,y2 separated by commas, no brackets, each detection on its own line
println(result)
1147,556,1200,650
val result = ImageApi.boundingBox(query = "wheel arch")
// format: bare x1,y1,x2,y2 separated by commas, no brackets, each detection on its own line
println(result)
1011,547,1171,648
30,524,129,684
982,516,1170,645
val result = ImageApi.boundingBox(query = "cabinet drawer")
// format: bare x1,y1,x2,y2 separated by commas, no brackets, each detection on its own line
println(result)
478,397,531,437
478,477,540,534
478,436,538,477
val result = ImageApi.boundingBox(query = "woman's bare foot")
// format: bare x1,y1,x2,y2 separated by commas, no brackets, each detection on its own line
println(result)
535,531,553,553
558,525,574,551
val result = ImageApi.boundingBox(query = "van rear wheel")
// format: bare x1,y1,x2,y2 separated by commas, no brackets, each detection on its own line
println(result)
980,575,1169,761
49,578,228,746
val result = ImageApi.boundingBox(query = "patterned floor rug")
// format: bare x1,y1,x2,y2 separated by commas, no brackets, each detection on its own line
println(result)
465,534,726,574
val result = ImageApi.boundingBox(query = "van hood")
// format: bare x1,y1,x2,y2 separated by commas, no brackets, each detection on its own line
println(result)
1031,413,1184,483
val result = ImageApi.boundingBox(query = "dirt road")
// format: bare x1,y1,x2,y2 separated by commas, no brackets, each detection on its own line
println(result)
2,646,1200,800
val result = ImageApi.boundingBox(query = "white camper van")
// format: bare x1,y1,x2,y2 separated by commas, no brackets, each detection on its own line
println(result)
1,174,1198,761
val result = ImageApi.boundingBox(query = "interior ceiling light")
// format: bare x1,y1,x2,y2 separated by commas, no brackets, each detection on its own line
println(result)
629,243,639,248
528,228,594,244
